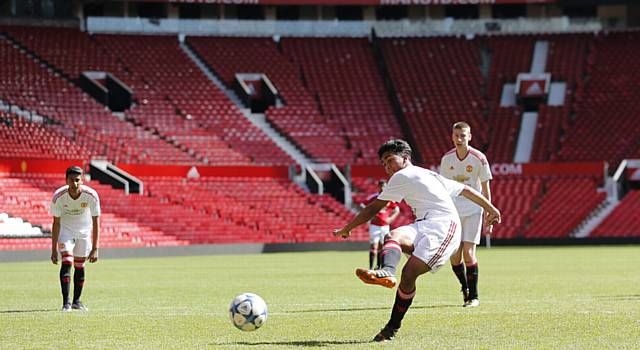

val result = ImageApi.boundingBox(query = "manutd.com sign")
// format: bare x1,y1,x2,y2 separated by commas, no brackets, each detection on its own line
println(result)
159,0,554,4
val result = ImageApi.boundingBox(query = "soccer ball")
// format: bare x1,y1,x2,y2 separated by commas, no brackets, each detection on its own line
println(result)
229,293,268,331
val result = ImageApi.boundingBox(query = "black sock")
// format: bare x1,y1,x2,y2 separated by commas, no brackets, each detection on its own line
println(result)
387,287,415,329
73,267,85,303
376,250,382,269
369,248,377,270
380,240,402,274
452,263,468,291
466,263,478,300
59,263,71,305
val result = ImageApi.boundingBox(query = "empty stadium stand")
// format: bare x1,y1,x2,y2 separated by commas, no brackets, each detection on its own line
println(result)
189,36,403,165
0,33,193,164
1,25,638,248
557,32,640,169
379,36,487,165
590,190,640,238
0,171,365,250
0,111,91,160
523,177,606,238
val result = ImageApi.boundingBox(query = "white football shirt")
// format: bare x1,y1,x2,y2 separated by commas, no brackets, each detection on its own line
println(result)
377,165,465,221
49,185,101,236
440,146,492,216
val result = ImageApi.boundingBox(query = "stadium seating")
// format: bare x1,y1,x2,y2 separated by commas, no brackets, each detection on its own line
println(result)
189,37,404,165
2,26,639,245
590,190,640,237
557,32,640,169
529,105,568,162
485,106,522,163
0,34,194,164
523,177,606,238
0,172,366,250
0,212,43,237
141,176,366,243
490,176,543,239
0,173,190,250
2,27,292,165
187,37,347,163
545,33,590,86
379,36,487,165
186,37,316,107
92,34,292,165
281,38,403,165
0,111,91,160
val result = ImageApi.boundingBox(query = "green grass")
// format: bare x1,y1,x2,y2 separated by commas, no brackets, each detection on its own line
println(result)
1,246,639,349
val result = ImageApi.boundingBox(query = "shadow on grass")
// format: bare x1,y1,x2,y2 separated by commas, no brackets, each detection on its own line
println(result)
291,304,458,314
211,339,370,347
596,295,640,301
0,309,57,314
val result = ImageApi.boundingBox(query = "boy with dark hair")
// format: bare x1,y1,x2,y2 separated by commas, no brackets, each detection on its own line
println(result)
50,166,101,311
334,139,501,342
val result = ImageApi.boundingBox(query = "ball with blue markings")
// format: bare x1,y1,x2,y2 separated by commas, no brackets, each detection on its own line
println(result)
229,293,268,331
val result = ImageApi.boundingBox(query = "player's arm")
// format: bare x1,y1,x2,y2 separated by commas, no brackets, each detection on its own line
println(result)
460,185,501,227
334,199,389,239
88,216,100,263
50,216,60,264
481,180,493,234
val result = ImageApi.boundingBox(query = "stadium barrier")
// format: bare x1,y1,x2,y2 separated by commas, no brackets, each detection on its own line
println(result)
349,161,606,179
86,17,602,37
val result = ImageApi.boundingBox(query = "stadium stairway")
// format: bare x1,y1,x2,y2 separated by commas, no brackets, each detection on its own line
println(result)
590,190,640,237
571,197,619,238
180,39,312,168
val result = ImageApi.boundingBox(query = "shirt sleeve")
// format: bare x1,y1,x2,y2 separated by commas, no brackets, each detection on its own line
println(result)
377,173,408,203
50,196,61,217
479,157,493,182
439,156,448,177
90,193,101,217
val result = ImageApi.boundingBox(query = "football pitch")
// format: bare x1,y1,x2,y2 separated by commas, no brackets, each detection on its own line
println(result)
1,246,639,349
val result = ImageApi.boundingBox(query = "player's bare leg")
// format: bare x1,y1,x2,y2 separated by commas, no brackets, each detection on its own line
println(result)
450,244,469,305
373,256,430,342
356,230,413,288
461,242,479,307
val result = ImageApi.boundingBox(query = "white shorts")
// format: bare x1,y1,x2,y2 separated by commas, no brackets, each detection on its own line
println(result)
393,218,461,273
57,228,92,257
460,213,483,245
369,224,390,245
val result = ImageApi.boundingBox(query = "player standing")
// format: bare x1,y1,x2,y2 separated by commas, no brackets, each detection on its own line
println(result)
334,139,500,342
440,122,493,307
50,166,101,312
361,180,400,269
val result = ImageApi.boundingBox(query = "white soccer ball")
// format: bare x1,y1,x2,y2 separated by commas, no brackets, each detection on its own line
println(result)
229,293,268,331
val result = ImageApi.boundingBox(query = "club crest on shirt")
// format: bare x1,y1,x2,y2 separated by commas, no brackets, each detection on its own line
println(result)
81,202,88,208
466,165,473,173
